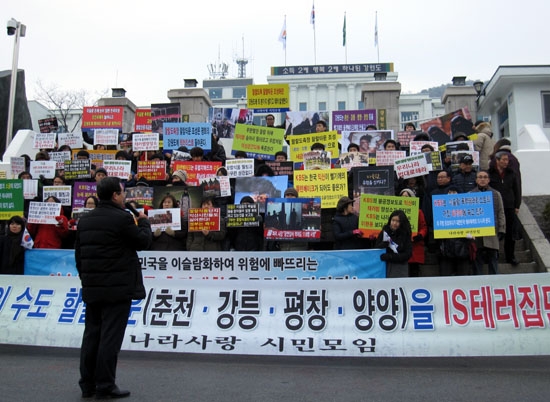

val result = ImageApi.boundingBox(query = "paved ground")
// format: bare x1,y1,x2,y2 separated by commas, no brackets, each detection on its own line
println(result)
1,344,549,402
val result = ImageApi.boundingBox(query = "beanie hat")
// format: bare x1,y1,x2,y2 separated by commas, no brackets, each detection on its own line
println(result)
336,196,354,212
172,170,187,183
399,188,416,197
284,188,299,197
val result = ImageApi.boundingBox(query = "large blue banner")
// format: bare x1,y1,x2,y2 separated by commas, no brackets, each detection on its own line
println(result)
25,249,386,279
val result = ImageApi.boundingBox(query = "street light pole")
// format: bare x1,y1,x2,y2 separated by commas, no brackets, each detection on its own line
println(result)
6,18,26,154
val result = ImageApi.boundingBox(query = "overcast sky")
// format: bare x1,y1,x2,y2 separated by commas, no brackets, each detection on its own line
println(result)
2,0,549,107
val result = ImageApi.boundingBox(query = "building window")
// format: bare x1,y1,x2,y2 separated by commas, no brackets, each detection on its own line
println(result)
337,101,346,110
358,101,365,109
318,102,327,111
233,87,246,99
299,102,307,111
401,111,419,130
542,92,550,127
209,88,223,99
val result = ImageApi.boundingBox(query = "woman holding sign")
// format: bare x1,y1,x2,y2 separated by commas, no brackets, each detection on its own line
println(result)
27,196,69,249
375,210,413,278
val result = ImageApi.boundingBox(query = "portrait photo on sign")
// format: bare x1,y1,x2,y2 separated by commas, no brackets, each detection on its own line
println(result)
341,130,393,155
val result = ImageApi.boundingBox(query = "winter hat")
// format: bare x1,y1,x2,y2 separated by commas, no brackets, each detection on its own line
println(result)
172,170,187,183
399,188,416,197
95,167,108,176
284,188,299,198
459,155,474,164
336,196,354,212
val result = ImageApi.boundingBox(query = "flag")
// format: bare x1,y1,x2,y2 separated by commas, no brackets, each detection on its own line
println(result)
310,2,315,26
21,227,34,250
279,17,287,50
383,231,399,253
342,14,346,46
374,12,378,47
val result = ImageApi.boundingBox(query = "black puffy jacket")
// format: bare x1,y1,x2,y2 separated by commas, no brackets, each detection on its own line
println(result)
75,201,152,304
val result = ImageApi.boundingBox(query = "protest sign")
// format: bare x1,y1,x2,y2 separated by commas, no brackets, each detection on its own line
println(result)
103,160,132,179
38,117,58,133
163,123,212,151
232,124,285,160
57,132,83,149
265,161,294,177
341,130,393,155
225,158,255,178
209,107,254,139
134,108,152,132
288,131,339,163
137,160,167,181
148,208,181,231
358,194,419,236
234,176,288,211
125,186,154,207
93,128,119,145
32,132,56,149
409,141,439,155
285,111,330,135
427,151,443,171
226,203,261,228
171,161,222,186
336,152,369,171
303,151,332,170
188,207,221,232
151,103,181,134
394,154,430,179
30,161,57,179
293,169,348,209
72,182,97,208
200,176,231,198
0,180,24,219
432,193,495,239
352,166,394,197
375,150,406,166
23,179,38,200
450,150,480,171
64,160,91,180
43,186,72,206
10,156,26,178
132,133,159,151
331,109,377,133
264,197,321,241
28,201,62,225
420,107,473,145
81,106,124,131
246,84,290,113
48,151,71,170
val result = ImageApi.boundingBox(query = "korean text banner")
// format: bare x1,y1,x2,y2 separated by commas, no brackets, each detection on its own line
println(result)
359,194,419,235
232,124,285,160
288,131,340,163
163,123,212,152
0,180,24,220
294,169,348,209
332,109,377,133
81,106,124,131
246,84,290,113
24,249,386,279
134,108,152,132
2,274,550,357
433,193,495,239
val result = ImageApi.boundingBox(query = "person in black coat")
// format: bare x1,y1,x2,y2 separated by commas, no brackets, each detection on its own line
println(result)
75,177,152,399
332,196,366,250
230,196,264,251
0,216,27,275
375,210,413,278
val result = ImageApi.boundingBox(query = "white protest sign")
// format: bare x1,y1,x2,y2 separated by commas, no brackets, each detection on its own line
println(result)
32,132,56,149
102,160,132,179
27,201,62,224
226,158,255,178
10,156,26,178
93,129,119,145
375,150,406,166
409,141,439,155
148,208,181,231
394,154,430,179
132,133,159,151
29,161,57,179
57,132,83,149
23,179,38,200
48,151,71,170
43,186,72,206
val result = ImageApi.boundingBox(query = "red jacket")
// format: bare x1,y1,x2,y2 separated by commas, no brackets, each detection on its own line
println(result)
409,209,427,264
27,211,69,249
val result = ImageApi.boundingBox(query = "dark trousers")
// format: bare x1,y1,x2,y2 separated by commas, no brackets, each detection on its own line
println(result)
504,208,516,262
79,299,131,393
473,247,499,275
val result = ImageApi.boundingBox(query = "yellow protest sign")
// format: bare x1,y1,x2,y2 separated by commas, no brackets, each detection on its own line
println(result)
232,124,285,159
246,84,290,112
288,131,340,162
293,168,348,209
358,194,419,235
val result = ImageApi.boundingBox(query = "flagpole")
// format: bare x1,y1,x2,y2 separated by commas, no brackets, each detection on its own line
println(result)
284,15,287,66
312,1,317,65
344,12,347,64
375,11,379,63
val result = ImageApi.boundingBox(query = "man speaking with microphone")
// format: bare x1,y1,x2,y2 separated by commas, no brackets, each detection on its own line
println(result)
75,176,152,399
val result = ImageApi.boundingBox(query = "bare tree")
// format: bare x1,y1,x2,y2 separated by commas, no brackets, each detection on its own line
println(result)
34,80,108,132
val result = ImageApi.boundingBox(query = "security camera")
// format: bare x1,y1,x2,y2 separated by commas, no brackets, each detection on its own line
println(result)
7,18,17,36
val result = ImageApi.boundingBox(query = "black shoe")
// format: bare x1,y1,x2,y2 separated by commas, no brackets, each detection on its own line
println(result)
82,391,95,398
95,386,130,400
508,258,519,266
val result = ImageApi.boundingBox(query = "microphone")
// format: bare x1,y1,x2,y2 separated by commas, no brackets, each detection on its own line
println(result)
125,202,140,217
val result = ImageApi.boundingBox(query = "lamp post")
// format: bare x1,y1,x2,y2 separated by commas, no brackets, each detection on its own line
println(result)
6,18,26,154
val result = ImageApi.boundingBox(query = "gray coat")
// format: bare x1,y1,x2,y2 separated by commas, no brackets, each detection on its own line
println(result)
469,186,506,250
